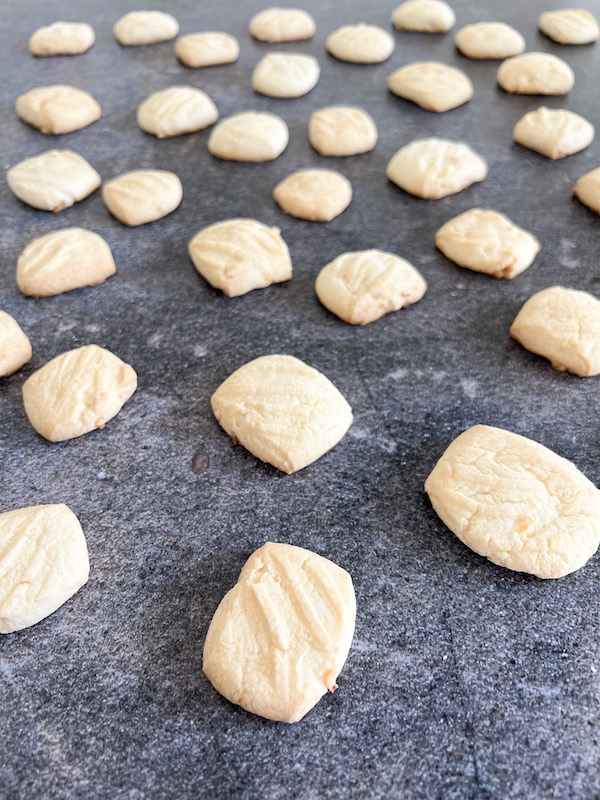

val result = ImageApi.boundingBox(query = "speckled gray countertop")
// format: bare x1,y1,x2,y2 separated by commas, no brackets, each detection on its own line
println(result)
2,1,600,798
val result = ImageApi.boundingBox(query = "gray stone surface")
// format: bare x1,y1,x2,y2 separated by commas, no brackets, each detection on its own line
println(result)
1,0,600,798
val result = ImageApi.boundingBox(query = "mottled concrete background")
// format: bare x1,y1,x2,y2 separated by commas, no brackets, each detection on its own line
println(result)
2,1,600,798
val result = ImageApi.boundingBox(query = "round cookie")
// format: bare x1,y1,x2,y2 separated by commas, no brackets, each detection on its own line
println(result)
0,312,32,377
326,23,394,63
315,250,427,325
387,62,473,112
574,167,600,215
7,150,101,212
455,22,525,59
392,0,455,32
309,106,378,157
114,10,179,45
386,138,487,199
249,7,316,42
175,32,239,67
29,22,95,56
102,170,182,226
273,169,352,222
539,8,599,44
137,86,218,138
497,52,574,95
513,107,594,159
252,53,320,98
16,85,101,135
208,111,289,162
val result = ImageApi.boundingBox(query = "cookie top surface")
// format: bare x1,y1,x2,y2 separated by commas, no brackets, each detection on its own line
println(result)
208,111,289,161
273,169,352,221
7,150,101,212
249,7,316,42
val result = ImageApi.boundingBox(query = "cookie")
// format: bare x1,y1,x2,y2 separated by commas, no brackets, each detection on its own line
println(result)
22,344,137,442
497,52,574,95
511,286,600,376
315,250,427,325
114,10,179,45
574,166,600,214
326,23,395,63
203,542,356,722
392,0,455,32
175,32,239,67
102,170,182,226
188,218,292,297
16,85,101,135
17,228,116,297
7,150,101,212
273,169,352,221
137,86,218,138
309,106,377,157
514,107,594,159
435,209,540,279
0,312,32,377
386,138,487,199
425,425,600,578
29,22,95,56
252,53,320,98
211,354,353,473
454,22,525,59
249,7,316,42
387,62,473,112
0,505,89,634
208,111,289,161
539,8,599,44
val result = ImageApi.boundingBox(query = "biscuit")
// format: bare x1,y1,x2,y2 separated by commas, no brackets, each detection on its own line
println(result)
16,85,101,135
114,10,179,45
250,7,315,42
0,312,32,377
497,52,574,95
309,106,377,157
137,86,218,138
17,228,115,297
574,166,600,214
211,354,353,473
273,169,352,221
7,150,101,212
208,112,289,162
252,53,320,98
425,425,600,578
392,0,455,32
188,218,292,297
326,23,395,63
22,344,137,442
29,22,95,56
102,170,182,226
514,107,594,159
175,32,239,67
0,505,89,634
203,542,356,722
387,62,473,112
454,22,525,59
539,8,599,44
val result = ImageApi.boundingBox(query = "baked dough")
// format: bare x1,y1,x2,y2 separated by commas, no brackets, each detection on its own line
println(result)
425,425,600,578
250,7,316,42
309,106,377,157
510,286,600,376
574,167,600,215
315,250,427,325
16,85,101,135
435,209,540,279
175,32,239,67
189,218,292,297
211,354,353,473
0,312,32,377
0,505,89,634
497,52,574,95
208,112,289,161
252,53,320,98
203,542,355,722
326,23,395,63
137,86,218,138
22,344,137,442
17,228,116,297
102,170,182,226
29,22,95,56
114,10,179,45
455,22,525,59
513,106,594,159
273,169,352,221
7,150,101,212
386,138,487,199
387,62,473,112
392,0,455,32
539,8,600,44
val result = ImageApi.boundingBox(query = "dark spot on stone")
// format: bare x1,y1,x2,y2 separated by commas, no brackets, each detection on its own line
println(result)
191,449,210,474
139,569,147,580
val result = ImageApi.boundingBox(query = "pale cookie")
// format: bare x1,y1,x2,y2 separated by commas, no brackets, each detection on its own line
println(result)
137,86,218,138
7,150,101,212
17,228,116,297
309,106,378,157
455,22,525,59
0,505,89,634
188,218,292,297
539,8,600,44
114,10,179,45
203,542,356,723
208,112,289,162
22,344,137,442
326,23,395,63
425,424,600,579
250,7,316,42
574,166,600,214
386,138,487,199
273,169,352,221
175,32,239,67
29,22,95,56
315,250,427,325
211,354,353,473
510,286,600,376
252,53,320,98
16,85,101,135
497,52,574,95
102,170,182,226
387,62,473,112
392,0,455,32
435,209,540,279
0,312,32,377
514,107,594,159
